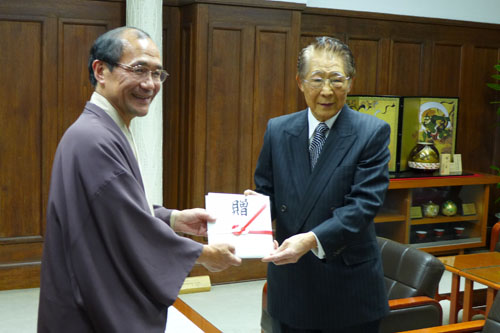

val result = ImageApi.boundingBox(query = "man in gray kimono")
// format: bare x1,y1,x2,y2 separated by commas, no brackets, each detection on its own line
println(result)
37,26,241,332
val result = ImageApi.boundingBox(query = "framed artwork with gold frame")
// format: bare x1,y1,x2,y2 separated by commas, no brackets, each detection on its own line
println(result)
347,95,402,172
399,97,459,172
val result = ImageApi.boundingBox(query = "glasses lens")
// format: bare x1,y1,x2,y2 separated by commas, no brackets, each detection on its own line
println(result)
330,75,347,88
159,70,169,83
305,74,348,90
307,78,324,89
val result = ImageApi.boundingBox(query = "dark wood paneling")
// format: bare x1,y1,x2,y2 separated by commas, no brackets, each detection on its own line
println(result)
389,40,424,95
458,46,500,172
175,3,301,211
0,20,43,238
252,27,292,175
0,242,43,263
163,6,182,209
0,263,41,290
59,21,108,136
206,24,253,193
170,3,301,282
0,0,123,290
430,44,462,96
348,37,381,95
179,20,194,208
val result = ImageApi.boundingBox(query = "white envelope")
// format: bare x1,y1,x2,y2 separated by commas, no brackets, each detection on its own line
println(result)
205,192,274,259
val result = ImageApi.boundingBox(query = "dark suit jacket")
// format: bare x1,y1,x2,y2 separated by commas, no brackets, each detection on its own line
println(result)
254,105,390,330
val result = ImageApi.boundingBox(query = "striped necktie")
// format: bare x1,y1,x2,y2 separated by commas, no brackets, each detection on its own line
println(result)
309,122,329,169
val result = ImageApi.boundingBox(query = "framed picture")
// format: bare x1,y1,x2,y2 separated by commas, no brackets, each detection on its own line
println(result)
399,97,459,171
347,95,402,172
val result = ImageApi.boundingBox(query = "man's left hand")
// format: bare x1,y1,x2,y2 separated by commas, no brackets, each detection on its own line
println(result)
172,208,215,236
261,232,317,265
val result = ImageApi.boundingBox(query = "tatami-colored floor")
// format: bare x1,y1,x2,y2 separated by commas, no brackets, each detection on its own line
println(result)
0,270,486,333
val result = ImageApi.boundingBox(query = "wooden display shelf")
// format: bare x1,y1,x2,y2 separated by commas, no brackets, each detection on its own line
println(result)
374,213,406,223
375,171,500,254
411,238,482,252
388,172,500,189
411,215,479,225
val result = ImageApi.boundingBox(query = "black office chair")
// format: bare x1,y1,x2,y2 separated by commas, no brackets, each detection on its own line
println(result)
261,237,445,333
378,237,445,333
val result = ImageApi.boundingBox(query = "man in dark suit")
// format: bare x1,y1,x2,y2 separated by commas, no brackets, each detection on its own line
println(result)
247,37,391,332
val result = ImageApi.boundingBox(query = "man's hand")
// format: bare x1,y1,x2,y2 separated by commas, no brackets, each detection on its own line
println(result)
261,232,317,265
171,208,215,236
197,244,242,272
243,189,262,196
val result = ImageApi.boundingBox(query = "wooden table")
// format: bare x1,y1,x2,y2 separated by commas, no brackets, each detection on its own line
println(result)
438,252,500,324
171,298,221,332
460,266,500,321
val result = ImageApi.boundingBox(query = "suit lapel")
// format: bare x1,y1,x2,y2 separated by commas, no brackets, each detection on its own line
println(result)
294,107,357,233
284,111,310,199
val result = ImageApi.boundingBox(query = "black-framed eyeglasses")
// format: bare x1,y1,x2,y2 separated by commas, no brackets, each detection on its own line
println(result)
113,62,169,83
303,72,350,90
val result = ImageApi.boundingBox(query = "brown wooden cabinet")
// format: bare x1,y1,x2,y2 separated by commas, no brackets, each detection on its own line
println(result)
375,172,500,254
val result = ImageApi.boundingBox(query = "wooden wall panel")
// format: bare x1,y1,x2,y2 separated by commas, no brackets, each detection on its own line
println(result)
458,46,500,172
173,3,301,211
389,41,424,95
170,2,302,283
348,38,380,95
0,20,43,239
430,44,462,96
252,27,292,174
59,21,108,136
0,16,52,290
177,16,194,209
0,0,123,290
206,26,248,192
163,6,183,210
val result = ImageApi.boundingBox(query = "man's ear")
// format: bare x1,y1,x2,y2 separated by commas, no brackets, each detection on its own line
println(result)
346,77,354,94
92,60,107,85
296,74,304,92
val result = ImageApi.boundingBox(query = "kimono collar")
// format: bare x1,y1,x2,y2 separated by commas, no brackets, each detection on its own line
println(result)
89,92,155,216
90,92,139,160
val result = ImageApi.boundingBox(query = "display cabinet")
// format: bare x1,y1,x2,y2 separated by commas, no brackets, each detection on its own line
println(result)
375,172,500,254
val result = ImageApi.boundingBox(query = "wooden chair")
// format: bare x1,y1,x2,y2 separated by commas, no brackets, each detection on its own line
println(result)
401,290,500,332
260,237,445,333
490,221,500,252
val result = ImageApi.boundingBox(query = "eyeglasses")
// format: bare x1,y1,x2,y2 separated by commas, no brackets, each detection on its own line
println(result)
303,73,350,90
113,62,169,83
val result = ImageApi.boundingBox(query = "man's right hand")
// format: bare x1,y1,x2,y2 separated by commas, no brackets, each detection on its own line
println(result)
197,244,242,272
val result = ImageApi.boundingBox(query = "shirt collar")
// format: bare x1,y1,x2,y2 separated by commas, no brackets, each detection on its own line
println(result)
308,107,341,139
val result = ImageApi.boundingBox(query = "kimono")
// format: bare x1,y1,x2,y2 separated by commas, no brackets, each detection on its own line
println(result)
37,102,202,332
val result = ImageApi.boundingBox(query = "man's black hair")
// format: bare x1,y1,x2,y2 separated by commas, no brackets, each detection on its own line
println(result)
88,26,151,87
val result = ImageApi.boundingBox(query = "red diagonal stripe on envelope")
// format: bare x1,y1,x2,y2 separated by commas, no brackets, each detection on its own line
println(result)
248,231,273,235
232,203,268,236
